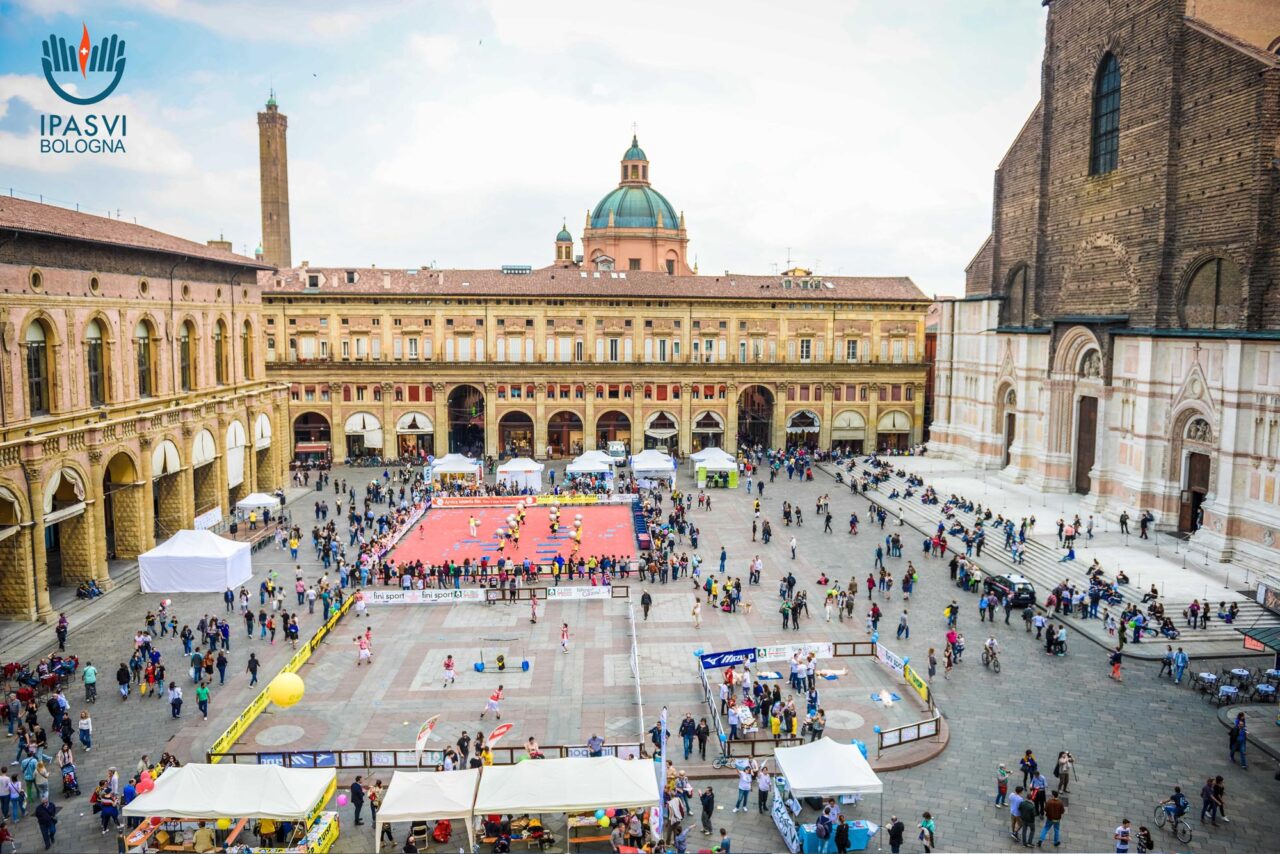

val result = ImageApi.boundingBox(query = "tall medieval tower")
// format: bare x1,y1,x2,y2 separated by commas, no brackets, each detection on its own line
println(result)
257,93,292,269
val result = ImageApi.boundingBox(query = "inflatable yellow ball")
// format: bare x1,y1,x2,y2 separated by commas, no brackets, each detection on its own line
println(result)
216,818,231,831
267,672,305,707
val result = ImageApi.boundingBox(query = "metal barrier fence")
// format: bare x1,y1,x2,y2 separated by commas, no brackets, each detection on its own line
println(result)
627,598,646,745
876,715,941,758
207,742,645,770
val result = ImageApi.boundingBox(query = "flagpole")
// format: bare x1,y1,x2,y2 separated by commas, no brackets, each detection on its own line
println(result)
656,706,669,842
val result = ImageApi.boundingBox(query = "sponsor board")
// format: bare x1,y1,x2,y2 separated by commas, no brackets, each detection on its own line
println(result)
902,663,931,705
366,588,486,605
194,506,223,530
875,642,906,676
755,642,834,663
545,585,612,600
699,647,758,669
430,496,523,508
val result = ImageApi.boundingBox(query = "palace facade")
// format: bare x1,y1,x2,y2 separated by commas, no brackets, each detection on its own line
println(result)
929,0,1280,572
0,197,288,620
259,124,930,464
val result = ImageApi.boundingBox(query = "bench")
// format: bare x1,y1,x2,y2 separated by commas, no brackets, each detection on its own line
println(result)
569,833,612,850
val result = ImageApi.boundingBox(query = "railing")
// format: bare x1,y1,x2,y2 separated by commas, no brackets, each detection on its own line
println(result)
627,598,646,746
208,742,645,770
832,641,877,657
876,715,941,758
727,735,803,758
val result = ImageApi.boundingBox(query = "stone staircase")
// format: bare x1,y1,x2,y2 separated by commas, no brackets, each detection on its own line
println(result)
818,462,1280,660
0,561,142,663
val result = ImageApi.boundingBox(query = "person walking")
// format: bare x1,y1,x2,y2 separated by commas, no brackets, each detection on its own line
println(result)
918,812,935,853
641,590,653,620
167,683,183,718
1038,790,1064,848
34,794,58,850
1228,712,1247,768
1108,647,1123,681
1199,777,1219,826
896,610,909,640
699,786,715,835
733,766,751,812
246,653,260,686
1018,791,1037,847
480,686,504,720
195,682,210,721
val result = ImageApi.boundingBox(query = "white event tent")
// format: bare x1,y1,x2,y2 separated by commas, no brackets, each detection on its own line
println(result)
234,492,280,512
565,451,615,478
629,449,676,483
473,756,659,815
774,737,883,848
122,764,335,820
138,530,252,593
374,769,480,853
430,453,482,483
689,447,735,471
496,457,545,492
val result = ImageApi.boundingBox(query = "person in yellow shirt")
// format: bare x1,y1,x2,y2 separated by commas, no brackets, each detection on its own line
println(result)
480,746,494,766
258,818,278,845
192,820,217,853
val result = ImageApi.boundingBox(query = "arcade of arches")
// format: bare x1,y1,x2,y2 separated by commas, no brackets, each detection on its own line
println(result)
286,380,923,464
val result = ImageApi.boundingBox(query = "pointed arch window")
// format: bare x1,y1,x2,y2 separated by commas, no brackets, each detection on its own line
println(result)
85,319,106,406
1090,53,1121,175
25,320,51,416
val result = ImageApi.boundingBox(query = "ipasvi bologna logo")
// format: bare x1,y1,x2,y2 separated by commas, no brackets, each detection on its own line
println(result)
39,23,128,154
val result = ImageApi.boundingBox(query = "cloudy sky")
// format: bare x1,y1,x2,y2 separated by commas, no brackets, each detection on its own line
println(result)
0,0,1046,296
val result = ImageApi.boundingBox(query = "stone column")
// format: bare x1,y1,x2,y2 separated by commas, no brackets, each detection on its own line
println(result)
178,425,196,530
772,383,789,450
22,461,53,622
867,384,880,452
432,383,448,457
483,382,498,459
820,385,834,448
381,383,395,458
138,434,156,551
912,383,926,446
583,384,597,451
534,383,549,458
87,448,111,586
632,394,645,452
679,383,693,456
330,394,346,462
725,383,739,455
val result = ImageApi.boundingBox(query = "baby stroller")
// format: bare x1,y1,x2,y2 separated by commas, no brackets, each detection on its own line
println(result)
62,762,81,796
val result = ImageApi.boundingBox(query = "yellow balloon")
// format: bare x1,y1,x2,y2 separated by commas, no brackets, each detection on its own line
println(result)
267,672,305,707
216,818,231,831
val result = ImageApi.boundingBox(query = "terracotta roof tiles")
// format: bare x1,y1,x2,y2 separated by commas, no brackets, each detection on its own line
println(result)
0,196,271,268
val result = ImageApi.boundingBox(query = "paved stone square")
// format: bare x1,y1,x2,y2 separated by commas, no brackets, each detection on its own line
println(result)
1,462,1275,854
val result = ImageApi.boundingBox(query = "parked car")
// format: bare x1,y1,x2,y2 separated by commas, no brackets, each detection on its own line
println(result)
984,572,1037,608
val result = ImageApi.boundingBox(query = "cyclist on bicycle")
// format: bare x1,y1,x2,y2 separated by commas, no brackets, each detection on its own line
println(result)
1160,786,1190,821
983,636,1000,662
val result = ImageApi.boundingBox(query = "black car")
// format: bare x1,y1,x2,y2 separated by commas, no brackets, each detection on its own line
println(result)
984,573,1037,608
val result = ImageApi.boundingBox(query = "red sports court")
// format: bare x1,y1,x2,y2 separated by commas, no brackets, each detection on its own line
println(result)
388,502,639,567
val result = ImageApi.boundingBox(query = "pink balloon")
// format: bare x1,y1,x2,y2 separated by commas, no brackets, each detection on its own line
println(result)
337,794,348,807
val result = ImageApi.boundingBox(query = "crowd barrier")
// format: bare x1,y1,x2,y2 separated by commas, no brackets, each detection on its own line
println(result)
364,584,630,605
207,594,354,763
870,640,942,756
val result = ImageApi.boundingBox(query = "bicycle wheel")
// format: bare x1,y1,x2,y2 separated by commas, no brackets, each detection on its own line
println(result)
1176,819,1192,844
981,650,990,666
992,657,1001,674
1153,805,1168,828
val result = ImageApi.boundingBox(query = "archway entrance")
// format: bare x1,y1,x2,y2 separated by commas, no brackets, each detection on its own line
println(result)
103,452,144,561
254,413,275,490
447,385,485,456
343,413,383,461
877,411,912,452
1074,396,1098,494
498,411,534,457
396,411,435,457
191,429,219,524
692,411,724,451
644,411,678,451
831,410,866,454
1179,453,1211,534
547,411,584,457
737,385,774,449
786,410,820,451
43,468,88,588
225,420,249,508
0,487,32,616
596,410,631,451
292,412,331,463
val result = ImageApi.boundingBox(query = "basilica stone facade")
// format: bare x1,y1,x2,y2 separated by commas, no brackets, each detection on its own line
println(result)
929,0,1280,572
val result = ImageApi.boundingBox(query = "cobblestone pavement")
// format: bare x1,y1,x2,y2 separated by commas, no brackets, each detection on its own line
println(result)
3,462,1276,853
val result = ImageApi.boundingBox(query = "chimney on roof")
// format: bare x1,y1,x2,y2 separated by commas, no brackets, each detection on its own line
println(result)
206,238,233,253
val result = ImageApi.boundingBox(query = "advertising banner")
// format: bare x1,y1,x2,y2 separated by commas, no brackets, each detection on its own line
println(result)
430,496,521,508
902,663,930,705
699,647,758,669
545,585,612,601
875,643,906,676
755,642,834,663
366,588,486,605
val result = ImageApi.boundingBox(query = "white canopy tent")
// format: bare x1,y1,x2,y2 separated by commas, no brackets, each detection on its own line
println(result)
374,769,480,853
473,756,659,815
496,457,545,492
629,449,676,482
773,737,882,797
122,764,335,820
565,451,615,478
689,446,736,471
138,530,252,593
430,453,482,482
235,492,280,512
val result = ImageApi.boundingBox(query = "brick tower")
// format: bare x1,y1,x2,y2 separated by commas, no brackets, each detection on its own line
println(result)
257,92,291,269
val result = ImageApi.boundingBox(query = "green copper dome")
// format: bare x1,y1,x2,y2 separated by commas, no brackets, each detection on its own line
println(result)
622,134,646,161
591,186,679,229
556,225,573,242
